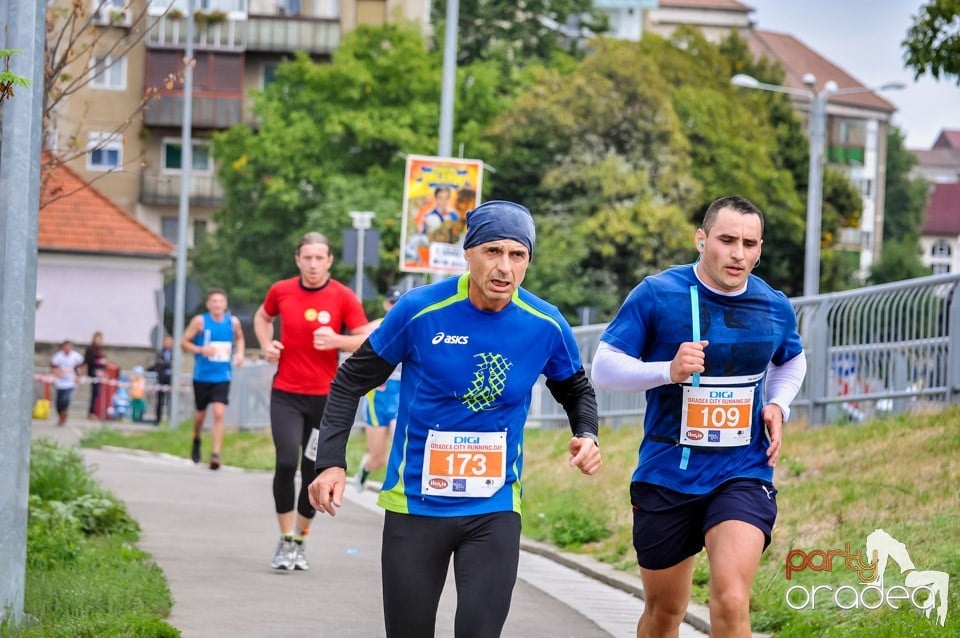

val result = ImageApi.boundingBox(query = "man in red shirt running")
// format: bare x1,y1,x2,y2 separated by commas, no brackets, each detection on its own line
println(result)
254,232,373,571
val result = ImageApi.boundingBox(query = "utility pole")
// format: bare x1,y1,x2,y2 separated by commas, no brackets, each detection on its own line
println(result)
0,0,45,625
437,0,459,157
170,0,196,429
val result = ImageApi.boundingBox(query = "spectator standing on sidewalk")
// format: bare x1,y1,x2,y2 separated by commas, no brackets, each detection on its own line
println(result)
51,339,85,426
83,331,107,418
150,334,174,425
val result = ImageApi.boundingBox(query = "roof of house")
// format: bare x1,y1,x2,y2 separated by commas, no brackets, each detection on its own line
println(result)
656,0,751,10
747,30,897,114
921,182,960,236
912,148,960,170
933,129,960,150
40,156,174,257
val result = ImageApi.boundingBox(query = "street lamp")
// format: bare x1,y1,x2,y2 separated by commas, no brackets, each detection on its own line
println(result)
731,73,905,297
349,211,376,302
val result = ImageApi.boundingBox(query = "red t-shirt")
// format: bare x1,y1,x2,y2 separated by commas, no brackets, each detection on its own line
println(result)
262,277,368,395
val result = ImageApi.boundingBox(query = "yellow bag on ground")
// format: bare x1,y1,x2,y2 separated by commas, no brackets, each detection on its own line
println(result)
32,398,50,420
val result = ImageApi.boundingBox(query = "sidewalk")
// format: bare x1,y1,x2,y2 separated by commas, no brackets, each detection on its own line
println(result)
31,417,715,637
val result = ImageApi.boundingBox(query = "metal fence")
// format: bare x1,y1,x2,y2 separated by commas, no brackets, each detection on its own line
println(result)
527,272,960,428
39,274,960,431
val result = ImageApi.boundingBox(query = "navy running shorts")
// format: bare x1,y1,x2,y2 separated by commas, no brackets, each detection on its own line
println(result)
631,477,778,570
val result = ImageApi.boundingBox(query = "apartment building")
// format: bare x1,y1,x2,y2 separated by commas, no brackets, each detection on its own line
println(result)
49,0,427,249
915,130,960,275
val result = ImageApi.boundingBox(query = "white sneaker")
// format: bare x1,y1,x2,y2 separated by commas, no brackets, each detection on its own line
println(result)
293,540,309,571
271,538,296,571
354,454,370,491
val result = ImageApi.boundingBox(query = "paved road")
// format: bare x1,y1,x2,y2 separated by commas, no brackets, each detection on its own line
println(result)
32,417,714,637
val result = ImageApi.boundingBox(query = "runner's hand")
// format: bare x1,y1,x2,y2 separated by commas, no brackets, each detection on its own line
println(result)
568,436,602,476
263,340,284,364
762,404,783,467
313,326,338,351
669,340,709,383
308,467,345,516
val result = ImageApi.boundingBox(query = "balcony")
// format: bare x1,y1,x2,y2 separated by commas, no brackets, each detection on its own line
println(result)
144,95,243,129
246,14,340,54
148,14,246,50
147,13,340,54
140,170,225,208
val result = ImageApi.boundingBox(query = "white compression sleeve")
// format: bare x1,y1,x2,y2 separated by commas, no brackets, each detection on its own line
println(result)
591,342,672,392
764,352,807,422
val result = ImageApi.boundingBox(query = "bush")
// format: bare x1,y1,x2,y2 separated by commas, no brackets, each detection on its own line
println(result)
549,510,610,547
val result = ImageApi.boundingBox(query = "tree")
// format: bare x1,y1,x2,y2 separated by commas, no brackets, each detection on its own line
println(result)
0,49,31,106
194,22,510,308
883,125,930,242
430,0,608,66
903,0,960,84
869,125,931,284
488,37,700,319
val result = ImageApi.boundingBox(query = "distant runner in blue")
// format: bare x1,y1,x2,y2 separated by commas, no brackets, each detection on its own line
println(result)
592,195,807,638
309,200,602,638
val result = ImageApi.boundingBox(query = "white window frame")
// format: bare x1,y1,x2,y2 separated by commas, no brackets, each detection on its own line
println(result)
92,0,133,26
932,263,951,275
86,132,123,171
89,54,127,91
932,240,952,258
161,137,213,174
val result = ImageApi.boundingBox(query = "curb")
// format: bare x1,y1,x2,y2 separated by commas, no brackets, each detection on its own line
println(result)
518,537,715,636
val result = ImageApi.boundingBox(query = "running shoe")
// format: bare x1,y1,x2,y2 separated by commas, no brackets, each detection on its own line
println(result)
293,539,309,571
271,537,296,571
354,454,370,491
209,453,220,471
191,438,201,463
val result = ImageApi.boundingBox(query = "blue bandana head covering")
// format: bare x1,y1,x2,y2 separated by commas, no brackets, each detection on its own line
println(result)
462,200,536,258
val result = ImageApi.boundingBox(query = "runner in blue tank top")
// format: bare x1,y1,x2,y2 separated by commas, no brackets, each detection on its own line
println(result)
308,201,602,638
592,196,807,638
181,288,244,470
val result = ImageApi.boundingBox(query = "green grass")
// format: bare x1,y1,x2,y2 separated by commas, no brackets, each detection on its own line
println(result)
80,408,960,635
2,439,177,638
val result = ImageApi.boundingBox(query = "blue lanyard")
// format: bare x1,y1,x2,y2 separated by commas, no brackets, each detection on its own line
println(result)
680,285,701,470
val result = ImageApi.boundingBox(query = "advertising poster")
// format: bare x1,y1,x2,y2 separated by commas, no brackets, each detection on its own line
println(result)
399,154,483,274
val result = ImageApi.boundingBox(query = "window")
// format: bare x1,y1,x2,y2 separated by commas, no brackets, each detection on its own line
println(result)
87,132,122,171
90,54,126,90
932,240,952,258
932,263,951,275
193,219,208,245
263,62,278,89
161,216,178,244
93,0,132,26
162,139,212,173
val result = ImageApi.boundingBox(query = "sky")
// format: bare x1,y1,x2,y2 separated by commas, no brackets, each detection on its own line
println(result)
748,0,960,149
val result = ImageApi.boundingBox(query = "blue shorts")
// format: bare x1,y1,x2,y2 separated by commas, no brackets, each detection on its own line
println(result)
631,478,778,570
361,379,400,427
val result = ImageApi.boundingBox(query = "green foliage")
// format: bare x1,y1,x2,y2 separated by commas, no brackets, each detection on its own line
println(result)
883,125,931,242
548,510,610,547
0,48,31,106
4,440,176,638
431,0,608,66
869,238,931,284
197,22,511,307
902,0,960,84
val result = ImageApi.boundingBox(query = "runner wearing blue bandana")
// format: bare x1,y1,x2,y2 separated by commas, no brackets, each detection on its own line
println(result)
309,200,602,638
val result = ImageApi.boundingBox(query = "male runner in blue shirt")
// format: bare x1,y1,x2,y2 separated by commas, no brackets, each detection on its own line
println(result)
309,200,602,638
592,195,807,638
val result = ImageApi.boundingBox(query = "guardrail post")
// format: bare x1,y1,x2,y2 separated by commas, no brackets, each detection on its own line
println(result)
948,282,960,403
806,299,831,425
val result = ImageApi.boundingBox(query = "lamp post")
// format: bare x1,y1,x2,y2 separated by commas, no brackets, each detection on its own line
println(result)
349,211,375,301
731,73,904,297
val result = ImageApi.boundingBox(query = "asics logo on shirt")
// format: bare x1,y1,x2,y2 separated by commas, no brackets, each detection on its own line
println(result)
431,332,469,345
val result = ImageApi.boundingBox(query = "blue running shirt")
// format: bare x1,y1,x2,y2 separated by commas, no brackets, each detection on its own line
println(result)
601,264,803,494
368,274,583,517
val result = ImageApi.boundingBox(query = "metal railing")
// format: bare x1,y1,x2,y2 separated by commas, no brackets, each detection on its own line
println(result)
527,272,960,428
39,274,957,431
